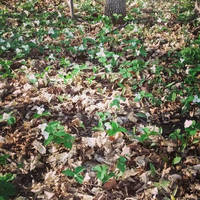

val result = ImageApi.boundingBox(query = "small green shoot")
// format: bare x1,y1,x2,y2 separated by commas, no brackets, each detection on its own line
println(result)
149,163,157,177
117,156,126,174
60,58,71,68
92,112,110,131
0,113,16,126
172,156,181,165
134,127,160,143
0,59,13,79
93,164,115,184
33,111,51,119
0,173,16,200
106,121,127,136
0,154,9,165
154,179,170,191
110,96,126,109
62,166,85,184
44,121,74,149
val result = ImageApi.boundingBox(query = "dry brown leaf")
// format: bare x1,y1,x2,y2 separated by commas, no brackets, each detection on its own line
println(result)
103,178,117,190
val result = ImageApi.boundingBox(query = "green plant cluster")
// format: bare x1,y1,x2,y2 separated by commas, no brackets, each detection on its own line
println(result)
44,121,75,149
62,156,127,184
0,174,16,200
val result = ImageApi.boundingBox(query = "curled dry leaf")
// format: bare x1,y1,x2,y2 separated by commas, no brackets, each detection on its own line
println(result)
184,156,200,165
168,174,182,183
103,178,117,190
135,155,146,167
44,191,55,200
192,164,200,171
121,145,131,156
0,136,5,147
32,140,46,155
82,137,96,148
127,112,138,123
122,168,141,179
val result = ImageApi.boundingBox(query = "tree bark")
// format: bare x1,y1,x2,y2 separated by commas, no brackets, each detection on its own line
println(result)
104,0,126,24
66,0,75,18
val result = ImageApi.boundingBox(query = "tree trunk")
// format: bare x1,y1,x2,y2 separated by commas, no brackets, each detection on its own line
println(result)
104,0,126,24
66,0,75,18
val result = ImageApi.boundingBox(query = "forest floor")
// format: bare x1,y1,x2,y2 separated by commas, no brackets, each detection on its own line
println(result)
0,0,200,199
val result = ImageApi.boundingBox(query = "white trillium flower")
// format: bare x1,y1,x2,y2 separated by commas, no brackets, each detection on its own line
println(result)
22,45,29,51
96,48,106,58
29,74,36,80
38,123,47,132
3,113,10,120
18,36,23,41
1,46,6,50
151,65,156,73
16,48,22,54
193,95,200,103
105,64,112,72
157,18,162,23
49,54,55,60
78,44,84,51
30,39,36,44
36,107,45,115
133,26,139,32
113,54,119,61
104,122,112,130
0,38,5,43
6,43,11,48
48,27,55,35
24,10,29,16
38,123,49,139
136,50,140,56
184,120,193,128
34,20,40,25
135,93,141,99
63,28,74,37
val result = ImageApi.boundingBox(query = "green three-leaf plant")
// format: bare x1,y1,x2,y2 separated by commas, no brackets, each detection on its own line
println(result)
93,164,115,184
117,156,127,173
0,173,16,200
62,166,85,184
44,121,74,149
0,154,9,165
106,121,127,136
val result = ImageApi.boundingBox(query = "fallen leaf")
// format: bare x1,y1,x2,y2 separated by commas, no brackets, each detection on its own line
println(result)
103,178,117,190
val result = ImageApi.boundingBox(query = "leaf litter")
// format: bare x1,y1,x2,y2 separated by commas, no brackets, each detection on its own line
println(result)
0,0,200,199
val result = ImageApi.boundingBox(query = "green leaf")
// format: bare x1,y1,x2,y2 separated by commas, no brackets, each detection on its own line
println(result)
93,165,108,181
173,156,181,165
107,121,127,136
62,169,74,177
154,179,170,190
93,165,115,184
33,112,51,119
54,131,67,137
0,174,16,199
7,116,16,126
74,166,85,174
171,92,177,102
102,172,115,183
110,99,120,108
117,156,126,173
188,129,197,136
149,163,156,176
135,112,147,119
0,154,9,165
74,174,84,184
44,135,54,146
